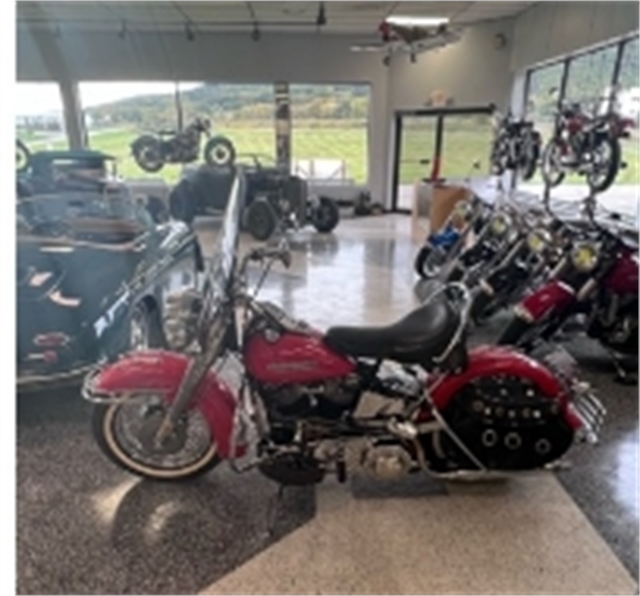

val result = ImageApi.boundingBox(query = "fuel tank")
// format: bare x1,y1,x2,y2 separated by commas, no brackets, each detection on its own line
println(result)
244,330,356,385
605,250,638,295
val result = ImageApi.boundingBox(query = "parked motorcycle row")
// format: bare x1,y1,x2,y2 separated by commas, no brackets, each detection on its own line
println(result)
416,184,638,381
489,92,635,191
82,168,606,495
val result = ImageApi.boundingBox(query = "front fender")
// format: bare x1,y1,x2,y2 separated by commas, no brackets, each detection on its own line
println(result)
84,350,240,458
518,280,576,321
428,345,572,415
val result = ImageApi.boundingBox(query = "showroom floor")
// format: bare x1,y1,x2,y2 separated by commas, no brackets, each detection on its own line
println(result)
17,214,638,594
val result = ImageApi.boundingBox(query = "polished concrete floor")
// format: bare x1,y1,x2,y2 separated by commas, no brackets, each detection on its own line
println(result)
17,214,638,594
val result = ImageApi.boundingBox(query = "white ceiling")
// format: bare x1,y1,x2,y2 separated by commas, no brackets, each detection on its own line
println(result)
17,1,537,35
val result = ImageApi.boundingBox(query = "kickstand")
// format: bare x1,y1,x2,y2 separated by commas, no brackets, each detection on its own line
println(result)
609,351,638,386
265,483,286,538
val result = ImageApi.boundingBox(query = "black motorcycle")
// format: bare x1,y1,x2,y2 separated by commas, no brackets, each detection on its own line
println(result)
131,118,235,173
490,110,542,181
446,205,521,287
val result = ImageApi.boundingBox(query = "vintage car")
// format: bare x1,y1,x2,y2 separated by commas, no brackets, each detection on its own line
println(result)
17,187,204,391
169,152,340,241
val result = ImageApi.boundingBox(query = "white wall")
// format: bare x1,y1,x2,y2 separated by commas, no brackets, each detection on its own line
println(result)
389,18,515,111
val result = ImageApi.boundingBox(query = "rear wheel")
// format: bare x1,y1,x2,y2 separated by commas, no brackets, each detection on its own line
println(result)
312,197,340,233
132,136,164,173
541,140,565,187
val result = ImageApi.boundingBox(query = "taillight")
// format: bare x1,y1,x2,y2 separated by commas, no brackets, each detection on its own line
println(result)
33,333,69,348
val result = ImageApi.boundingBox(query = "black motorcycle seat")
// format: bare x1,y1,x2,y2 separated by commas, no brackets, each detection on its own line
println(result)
325,293,461,366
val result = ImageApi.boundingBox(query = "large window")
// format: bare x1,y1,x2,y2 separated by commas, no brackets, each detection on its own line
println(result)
80,81,188,182
440,113,493,180
179,83,276,161
15,83,66,150
522,35,639,222
564,44,618,114
290,84,370,185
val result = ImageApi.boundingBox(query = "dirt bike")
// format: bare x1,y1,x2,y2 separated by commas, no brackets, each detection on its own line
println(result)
541,100,635,192
490,110,541,181
82,169,603,487
131,117,235,173
498,196,638,381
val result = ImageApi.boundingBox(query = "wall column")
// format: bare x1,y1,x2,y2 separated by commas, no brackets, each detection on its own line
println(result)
59,79,85,149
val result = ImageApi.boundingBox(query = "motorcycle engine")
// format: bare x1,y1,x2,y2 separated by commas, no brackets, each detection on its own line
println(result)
421,375,574,472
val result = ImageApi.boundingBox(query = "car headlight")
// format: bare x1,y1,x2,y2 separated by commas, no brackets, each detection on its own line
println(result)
526,228,552,254
490,212,512,236
571,242,599,272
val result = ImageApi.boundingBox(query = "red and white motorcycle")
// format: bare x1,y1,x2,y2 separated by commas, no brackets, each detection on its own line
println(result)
82,173,604,486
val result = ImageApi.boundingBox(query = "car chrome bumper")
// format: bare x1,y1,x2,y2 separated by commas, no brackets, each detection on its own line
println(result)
17,364,95,392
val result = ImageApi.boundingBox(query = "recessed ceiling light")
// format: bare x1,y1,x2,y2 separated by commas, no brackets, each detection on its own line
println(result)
385,16,449,27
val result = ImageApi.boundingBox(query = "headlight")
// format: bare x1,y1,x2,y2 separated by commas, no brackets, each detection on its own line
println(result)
570,242,599,272
526,228,552,254
453,201,473,221
490,212,512,236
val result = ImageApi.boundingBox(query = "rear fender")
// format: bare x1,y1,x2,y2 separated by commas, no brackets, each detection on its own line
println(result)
518,280,576,321
426,346,579,429
85,350,240,458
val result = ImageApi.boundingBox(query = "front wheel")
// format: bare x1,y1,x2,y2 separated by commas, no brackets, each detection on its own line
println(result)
519,140,539,181
311,197,340,233
414,245,443,279
541,140,565,188
91,399,221,481
587,136,620,192
497,315,541,350
203,136,236,168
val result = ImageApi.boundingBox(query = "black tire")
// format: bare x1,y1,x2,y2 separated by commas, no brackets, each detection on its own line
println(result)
469,288,496,325
16,139,30,173
246,200,277,241
541,140,565,188
497,315,539,349
203,136,236,168
414,245,442,279
312,197,340,233
90,403,221,481
519,140,539,181
132,135,164,173
169,181,196,225
587,136,621,192
446,264,465,283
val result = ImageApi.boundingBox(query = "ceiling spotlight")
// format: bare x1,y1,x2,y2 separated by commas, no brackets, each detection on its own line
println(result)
118,20,127,40
251,23,260,41
185,23,195,42
316,2,326,27
385,16,449,27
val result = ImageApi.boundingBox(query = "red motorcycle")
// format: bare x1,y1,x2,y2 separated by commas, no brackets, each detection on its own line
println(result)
499,199,638,380
82,173,603,485
542,99,635,192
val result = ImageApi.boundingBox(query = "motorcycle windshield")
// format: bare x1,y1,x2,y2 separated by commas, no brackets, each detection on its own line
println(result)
207,167,246,296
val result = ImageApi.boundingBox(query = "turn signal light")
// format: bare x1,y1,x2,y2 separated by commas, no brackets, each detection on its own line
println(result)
33,333,69,348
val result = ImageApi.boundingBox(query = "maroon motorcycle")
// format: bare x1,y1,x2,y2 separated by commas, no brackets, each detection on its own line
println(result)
542,99,635,192
82,171,603,486
499,198,638,381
